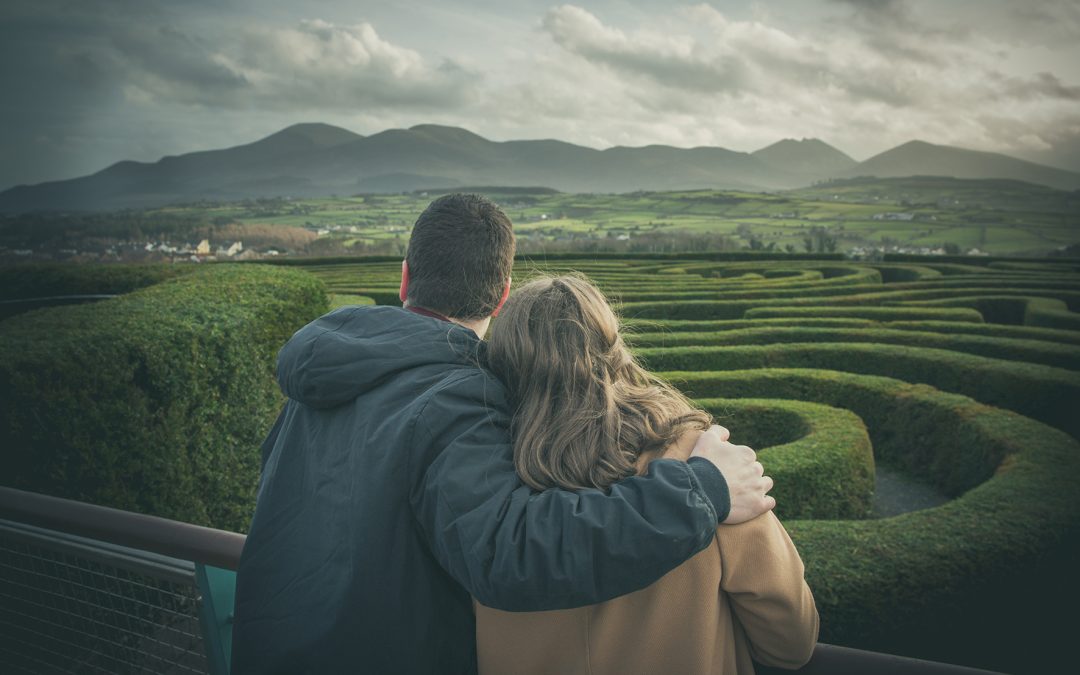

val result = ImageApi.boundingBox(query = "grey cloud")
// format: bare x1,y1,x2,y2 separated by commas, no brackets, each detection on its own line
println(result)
111,26,250,106
828,0,910,22
997,72,1080,102
541,6,749,94
214,20,478,111
1009,0,1080,45
975,113,1080,171
540,5,927,107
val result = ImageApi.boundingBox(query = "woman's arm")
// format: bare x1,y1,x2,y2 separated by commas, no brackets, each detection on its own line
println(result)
717,512,820,669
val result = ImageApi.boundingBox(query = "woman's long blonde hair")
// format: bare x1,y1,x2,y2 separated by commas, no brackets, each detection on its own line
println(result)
486,275,710,491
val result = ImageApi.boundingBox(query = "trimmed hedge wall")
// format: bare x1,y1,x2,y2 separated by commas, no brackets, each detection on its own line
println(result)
664,368,1080,673
894,294,1079,327
0,263,193,301
743,306,984,323
635,343,1080,438
621,285,1080,321
0,265,328,532
328,294,376,310
885,320,1080,346
627,326,1080,370
696,398,874,520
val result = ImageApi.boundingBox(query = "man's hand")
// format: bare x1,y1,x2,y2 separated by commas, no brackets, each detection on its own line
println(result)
690,425,776,524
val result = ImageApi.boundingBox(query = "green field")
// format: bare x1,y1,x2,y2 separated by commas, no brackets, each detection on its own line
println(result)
15,176,1068,258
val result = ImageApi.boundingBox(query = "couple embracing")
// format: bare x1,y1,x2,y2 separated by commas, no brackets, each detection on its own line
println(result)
232,194,818,674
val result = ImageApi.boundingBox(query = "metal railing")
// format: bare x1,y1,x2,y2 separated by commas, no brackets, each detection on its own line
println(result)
0,486,1004,675
0,295,117,321
0,487,240,675
1,521,208,674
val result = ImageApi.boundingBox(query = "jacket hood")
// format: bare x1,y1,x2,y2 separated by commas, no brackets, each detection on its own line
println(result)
276,305,484,409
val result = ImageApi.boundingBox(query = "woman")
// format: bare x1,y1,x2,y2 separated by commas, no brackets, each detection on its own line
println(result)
478,275,818,674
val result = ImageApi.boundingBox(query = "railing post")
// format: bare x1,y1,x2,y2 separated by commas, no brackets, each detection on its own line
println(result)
196,563,237,675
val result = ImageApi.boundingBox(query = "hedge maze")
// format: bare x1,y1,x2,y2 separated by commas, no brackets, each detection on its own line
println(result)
0,264,329,532
1,256,1076,671
306,255,1080,673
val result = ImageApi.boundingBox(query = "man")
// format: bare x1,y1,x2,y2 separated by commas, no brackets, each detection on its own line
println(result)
232,193,775,674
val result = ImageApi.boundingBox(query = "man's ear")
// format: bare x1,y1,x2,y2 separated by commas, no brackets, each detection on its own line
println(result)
399,259,409,304
491,276,512,317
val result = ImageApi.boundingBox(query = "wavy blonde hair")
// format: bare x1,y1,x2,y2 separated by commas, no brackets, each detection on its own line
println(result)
486,275,711,491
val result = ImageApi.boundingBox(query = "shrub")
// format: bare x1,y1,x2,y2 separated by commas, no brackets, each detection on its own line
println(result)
893,294,1078,326
664,368,1080,673
744,306,984,323
0,263,192,301
0,265,328,532
623,317,882,333
627,326,1080,371
886,320,1080,346
329,294,376,309
696,398,874,519
636,343,1080,438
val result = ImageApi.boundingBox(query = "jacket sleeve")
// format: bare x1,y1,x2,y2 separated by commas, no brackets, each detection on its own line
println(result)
717,512,819,669
408,370,728,612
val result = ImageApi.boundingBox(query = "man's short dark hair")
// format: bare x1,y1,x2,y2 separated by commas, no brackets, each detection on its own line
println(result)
406,193,516,320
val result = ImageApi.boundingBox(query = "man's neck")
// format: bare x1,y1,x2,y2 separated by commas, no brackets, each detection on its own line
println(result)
451,316,490,339
404,303,490,339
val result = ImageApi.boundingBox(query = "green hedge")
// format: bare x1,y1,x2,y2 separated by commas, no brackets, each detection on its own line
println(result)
0,265,328,531
893,294,1079,327
0,263,192,301
621,285,1080,320
624,317,883,332
885,320,1080,346
696,398,874,519
613,275,1078,305
867,264,942,282
329,294,376,310
627,326,1080,370
663,368,1080,673
743,306,984,323
636,343,1080,438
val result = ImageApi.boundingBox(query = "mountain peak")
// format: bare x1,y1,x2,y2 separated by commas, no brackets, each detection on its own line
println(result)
406,124,490,144
846,139,1080,189
752,137,856,174
268,122,363,148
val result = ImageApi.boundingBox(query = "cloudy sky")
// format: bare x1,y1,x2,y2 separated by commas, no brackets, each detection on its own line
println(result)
2,0,1078,190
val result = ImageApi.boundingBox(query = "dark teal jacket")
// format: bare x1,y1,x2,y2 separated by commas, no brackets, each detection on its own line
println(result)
231,305,729,674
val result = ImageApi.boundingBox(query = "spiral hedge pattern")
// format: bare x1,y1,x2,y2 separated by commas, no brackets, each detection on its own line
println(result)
306,256,1080,672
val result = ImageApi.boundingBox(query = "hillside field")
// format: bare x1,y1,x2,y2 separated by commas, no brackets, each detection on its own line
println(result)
161,177,1080,256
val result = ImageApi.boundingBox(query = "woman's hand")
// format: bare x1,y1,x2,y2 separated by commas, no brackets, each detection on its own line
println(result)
690,425,776,525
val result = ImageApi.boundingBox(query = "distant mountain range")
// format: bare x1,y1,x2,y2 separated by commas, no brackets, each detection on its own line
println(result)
2,123,1078,213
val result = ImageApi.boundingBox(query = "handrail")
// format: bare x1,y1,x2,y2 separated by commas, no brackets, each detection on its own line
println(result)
757,644,1006,675
0,486,244,570
0,486,1006,674
0,294,118,304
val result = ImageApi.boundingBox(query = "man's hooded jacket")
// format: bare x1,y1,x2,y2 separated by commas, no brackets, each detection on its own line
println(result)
231,305,730,674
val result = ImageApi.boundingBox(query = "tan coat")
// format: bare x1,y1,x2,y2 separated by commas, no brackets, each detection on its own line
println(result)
475,433,819,675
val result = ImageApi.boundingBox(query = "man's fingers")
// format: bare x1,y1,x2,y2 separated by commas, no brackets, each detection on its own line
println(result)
762,495,777,512
709,424,730,442
762,475,774,494
751,461,764,478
